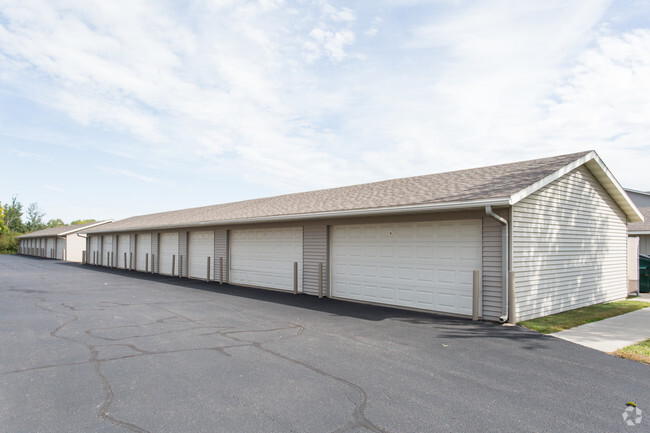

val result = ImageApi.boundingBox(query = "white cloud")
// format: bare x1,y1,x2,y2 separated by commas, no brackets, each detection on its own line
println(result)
97,166,164,184
42,185,63,192
9,149,48,161
1,0,650,207
539,28,650,188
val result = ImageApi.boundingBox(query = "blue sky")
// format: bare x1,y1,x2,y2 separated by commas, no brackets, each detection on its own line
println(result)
1,0,650,223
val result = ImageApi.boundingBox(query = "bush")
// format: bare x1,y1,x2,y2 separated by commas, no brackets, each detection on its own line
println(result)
0,232,19,254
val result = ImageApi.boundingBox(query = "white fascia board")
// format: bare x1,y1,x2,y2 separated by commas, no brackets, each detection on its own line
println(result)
85,197,511,234
584,155,644,222
509,151,644,223
59,220,114,236
509,151,597,205
629,231,650,235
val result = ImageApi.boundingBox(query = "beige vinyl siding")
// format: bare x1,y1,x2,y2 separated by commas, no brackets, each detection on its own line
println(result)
214,228,228,283
152,232,159,274
179,231,188,277
481,214,505,321
512,166,628,321
303,224,328,296
112,236,118,264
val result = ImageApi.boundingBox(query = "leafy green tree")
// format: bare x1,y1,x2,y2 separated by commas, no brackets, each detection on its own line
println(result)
46,218,66,228
0,202,9,234
25,202,46,232
70,219,96,225
0,232,18,254
4,196,25,233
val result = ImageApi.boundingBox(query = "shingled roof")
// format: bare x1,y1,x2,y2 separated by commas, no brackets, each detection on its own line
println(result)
84,150,641,234
628,207,650,233
16,221,113,238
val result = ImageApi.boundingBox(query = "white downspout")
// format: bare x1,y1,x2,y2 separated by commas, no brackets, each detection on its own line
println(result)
486,205,509,323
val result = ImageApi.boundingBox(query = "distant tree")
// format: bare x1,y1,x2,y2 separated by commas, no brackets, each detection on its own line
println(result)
0,232,18,254
70,219,96,225
4,196,25,233
46,218,66,228
25,202,46,232
0,202,9,234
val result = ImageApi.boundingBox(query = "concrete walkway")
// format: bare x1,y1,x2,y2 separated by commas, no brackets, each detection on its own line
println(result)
551,298,650,352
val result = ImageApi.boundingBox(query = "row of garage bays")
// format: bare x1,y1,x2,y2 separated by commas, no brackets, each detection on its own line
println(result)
18,151,644,322
86,220,483,318
20,236,68,260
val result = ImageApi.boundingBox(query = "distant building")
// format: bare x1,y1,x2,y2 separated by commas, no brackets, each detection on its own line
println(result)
17,221,113,262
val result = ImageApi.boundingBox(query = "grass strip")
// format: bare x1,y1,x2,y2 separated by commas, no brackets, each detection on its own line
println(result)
614,339,650,364
519,300,649,334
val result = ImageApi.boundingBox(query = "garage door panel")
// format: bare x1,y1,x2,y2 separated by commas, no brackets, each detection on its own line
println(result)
117,235,130,269
230,227,302,292
159,232,179,276
189,231,213,279
56,239,65,260
90,236,100,264
103,236,113,253
332,220,481,316
136,234,151,271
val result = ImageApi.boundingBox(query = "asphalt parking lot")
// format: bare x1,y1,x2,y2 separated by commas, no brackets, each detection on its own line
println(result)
1,255,648,432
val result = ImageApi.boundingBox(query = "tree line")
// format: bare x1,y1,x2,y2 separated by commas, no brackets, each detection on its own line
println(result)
0,196,96,254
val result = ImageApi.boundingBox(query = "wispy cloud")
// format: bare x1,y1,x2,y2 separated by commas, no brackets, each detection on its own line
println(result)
42,185,63,192
9,149,48,161
97,166,164,184
1,0,650,200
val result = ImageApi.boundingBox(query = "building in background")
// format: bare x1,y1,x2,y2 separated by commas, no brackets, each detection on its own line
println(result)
17,221,113,262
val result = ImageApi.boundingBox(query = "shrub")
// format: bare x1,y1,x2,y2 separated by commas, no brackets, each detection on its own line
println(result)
0,232,19,254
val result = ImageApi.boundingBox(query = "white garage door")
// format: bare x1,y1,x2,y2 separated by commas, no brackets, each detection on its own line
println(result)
90,236,100,264
136,234,152,272
189,231,214,279
159,232,179,276
46,238,55,258
103,235,113,266
230,227,303,292
56,238,66,260
117,234,131,269
331,220,481,316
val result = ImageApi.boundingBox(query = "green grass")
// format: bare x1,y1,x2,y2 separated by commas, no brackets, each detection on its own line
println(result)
614,339,650,364
519,301,649,334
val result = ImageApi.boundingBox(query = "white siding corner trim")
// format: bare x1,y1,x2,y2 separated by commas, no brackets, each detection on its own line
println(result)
512,166,628,321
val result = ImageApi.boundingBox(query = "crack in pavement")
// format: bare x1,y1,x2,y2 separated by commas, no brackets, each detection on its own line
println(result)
151,305,388,433
15,295,389,433
32,301,153,433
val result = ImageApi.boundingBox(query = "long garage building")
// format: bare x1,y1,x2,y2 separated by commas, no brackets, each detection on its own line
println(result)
82,151,642,322
17,220,113,262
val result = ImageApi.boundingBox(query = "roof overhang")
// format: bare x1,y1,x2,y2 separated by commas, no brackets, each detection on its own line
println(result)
509,151,644,223
15,220,114,239
82,197,511,234
629,231,650,236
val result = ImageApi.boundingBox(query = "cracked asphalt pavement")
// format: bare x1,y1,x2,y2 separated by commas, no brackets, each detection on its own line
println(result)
1,255,649,433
